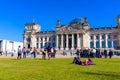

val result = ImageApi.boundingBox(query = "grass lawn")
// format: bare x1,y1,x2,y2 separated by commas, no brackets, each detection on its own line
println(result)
0,58,120,80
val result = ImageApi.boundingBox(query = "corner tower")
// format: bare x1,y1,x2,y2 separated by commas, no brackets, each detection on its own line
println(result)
23,22,41,49
117,15,120,49
56,19,61,30
117,15,120,28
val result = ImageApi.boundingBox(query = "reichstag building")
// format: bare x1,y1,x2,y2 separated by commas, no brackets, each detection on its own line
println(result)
23,15,120,50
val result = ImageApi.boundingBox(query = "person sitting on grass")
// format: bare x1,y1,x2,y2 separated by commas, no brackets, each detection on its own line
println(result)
72,56,82,65
82,58,94,65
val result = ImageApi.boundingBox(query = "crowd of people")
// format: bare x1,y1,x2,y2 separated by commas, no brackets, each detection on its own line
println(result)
70,48,115,66
0,46,119,67
17,45,56,60
73,48,114,58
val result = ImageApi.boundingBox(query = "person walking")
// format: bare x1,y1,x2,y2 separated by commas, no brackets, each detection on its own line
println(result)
17,45,22,59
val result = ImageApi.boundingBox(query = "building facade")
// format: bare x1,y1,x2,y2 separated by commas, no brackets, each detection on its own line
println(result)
23,15,120,51
0,40,23,53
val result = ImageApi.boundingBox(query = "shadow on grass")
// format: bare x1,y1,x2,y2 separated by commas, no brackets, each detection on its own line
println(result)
83,71,120,79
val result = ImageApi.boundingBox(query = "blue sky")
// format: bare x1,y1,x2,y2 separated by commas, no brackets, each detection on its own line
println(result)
0,0,120,42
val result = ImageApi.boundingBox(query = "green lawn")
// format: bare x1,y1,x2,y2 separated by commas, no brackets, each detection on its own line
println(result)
0,58,120,80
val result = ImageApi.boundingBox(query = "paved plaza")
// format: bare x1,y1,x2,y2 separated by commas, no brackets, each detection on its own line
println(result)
0,53,120,59
0,53,74,59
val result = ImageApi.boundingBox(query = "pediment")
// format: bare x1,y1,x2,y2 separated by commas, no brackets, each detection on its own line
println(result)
57,24,82,32
56,24,84,34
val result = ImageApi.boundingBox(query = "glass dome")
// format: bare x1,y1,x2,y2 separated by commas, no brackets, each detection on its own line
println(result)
69,18,83,25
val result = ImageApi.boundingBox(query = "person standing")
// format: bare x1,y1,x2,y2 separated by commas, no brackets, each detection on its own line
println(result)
41,48,46,60
108,49,113,58
17,45,22,59
22,47,27,58
33,47,37,59
104,49,108,58
46,46,51,60
92,48,96,58
51,47,56,58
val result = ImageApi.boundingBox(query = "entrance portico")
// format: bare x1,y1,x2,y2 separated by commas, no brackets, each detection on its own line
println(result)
56,33,83,50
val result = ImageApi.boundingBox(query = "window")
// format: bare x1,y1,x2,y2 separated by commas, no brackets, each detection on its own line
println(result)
108,41,111,48
90,41,94,48
45,37,47,41
96,35,99,40
45,43,48,47
40,43,43,48
41,37,43,41
96,41,99,48
28,44,30,49
36,37,39,41
102,34,105,39
113,40,117,48
36,43,39,49
108,34,111,39
48,43,51,47
53,43,56,47
53,37,56,41
113,34,117,39
90,35,93,40
49,37,51,41
27,38,31,42
102,41,105,48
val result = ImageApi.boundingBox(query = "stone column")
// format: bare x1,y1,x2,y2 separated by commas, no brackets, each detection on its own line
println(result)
77,33,80,49
111,34,114,48
39,37,40,48
23,35,27,48
30,36,33,48
42,37,45,47
50,36,53,47
93,34,96,48
47,36,49,47
39,37,42,49
66,34,69,50
99,34,102,48
105,34,108,48
56,35,59,50
61,34,64,50
117,32,120,48
31,35,36,48
71,34,74,50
